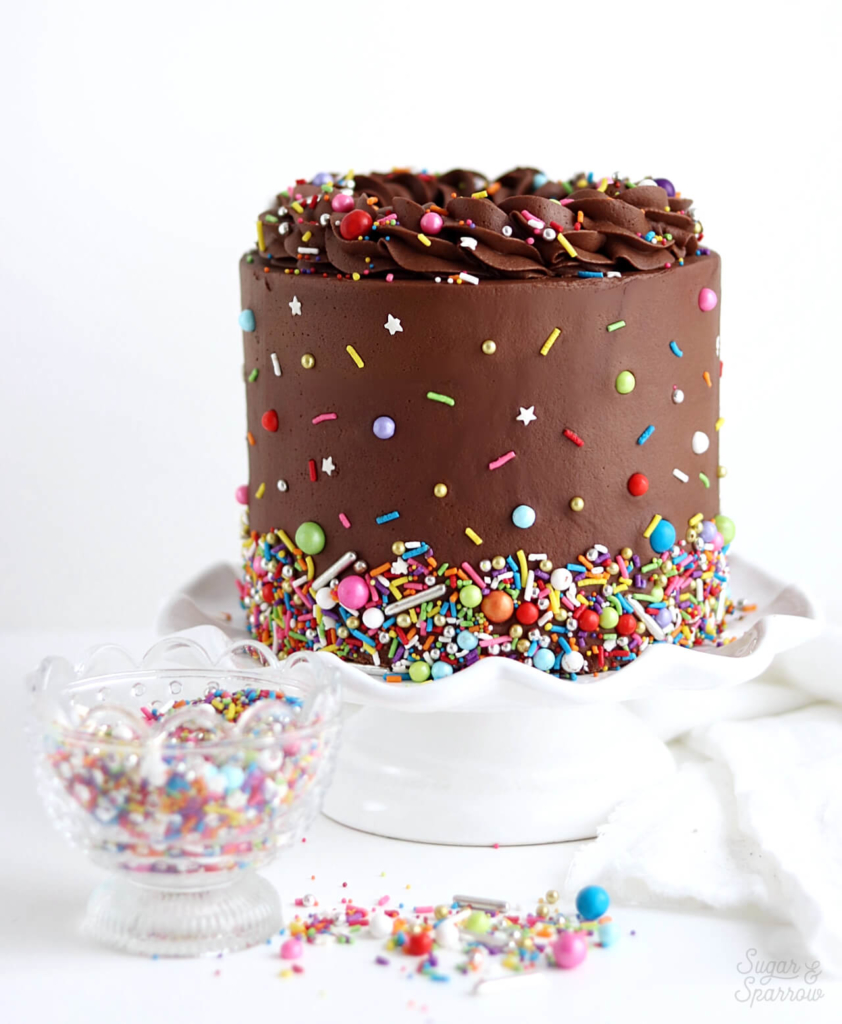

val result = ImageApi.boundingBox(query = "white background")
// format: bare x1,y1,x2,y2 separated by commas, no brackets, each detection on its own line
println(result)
2,0,841,630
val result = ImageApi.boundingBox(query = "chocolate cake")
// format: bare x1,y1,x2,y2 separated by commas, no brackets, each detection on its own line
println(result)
237,169,735,680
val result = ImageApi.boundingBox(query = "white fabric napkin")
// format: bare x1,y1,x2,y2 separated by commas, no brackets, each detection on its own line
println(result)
565,630,842,973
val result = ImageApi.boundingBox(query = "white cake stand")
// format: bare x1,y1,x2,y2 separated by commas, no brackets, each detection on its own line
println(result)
157,554,820,845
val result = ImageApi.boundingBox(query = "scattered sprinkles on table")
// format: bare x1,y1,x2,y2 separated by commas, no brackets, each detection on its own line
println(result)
237,166,732,682
273,884,627,989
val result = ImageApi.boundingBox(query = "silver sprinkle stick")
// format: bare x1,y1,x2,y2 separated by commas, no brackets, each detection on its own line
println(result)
310,551,357,593
474,973,547,995
452,895,510,912
386,584,447,616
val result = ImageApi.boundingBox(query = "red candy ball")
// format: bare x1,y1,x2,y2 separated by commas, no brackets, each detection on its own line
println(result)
481,591,514,624
262,583,275,602
339,209,373,240
516,601,539,625
261,409,279,432
405,929,433,956
617,613,637,636
578,609,600,632
627,473,649,497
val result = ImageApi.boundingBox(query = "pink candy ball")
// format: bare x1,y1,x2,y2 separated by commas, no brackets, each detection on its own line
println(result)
331,193,355,213
235,485,249,505
712,531,724,552
552,930,588,969
699,287,718,312
336,575,369,611
280,937,303,960
419,211,443,235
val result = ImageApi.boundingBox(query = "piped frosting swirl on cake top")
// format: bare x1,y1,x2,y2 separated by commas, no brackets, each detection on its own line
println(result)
254,169,703,279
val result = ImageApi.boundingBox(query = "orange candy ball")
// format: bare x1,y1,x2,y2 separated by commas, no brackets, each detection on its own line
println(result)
481,591,514,624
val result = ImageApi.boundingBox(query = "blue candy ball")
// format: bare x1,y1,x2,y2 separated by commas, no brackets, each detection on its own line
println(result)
456,630,478,651
598,921,620,947
238,309,256,332
533,172,548,188
431,661,453,680
649,518,676,554
576,885,610,921
532,648,555,672
512,504,536,529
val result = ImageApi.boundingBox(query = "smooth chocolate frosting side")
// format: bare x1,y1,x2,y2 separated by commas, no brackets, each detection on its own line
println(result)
240,255,721,571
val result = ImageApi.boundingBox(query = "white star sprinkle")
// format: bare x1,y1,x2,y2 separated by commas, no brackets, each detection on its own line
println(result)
391,558,409,574
289,296,302,316
384,314,403,335
321,456,336,476
517,406,537,426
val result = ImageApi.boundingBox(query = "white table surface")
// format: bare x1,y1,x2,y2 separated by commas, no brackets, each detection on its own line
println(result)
1,628,838,1024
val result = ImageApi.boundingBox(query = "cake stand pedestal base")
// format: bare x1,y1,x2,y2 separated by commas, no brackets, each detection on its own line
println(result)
322,703,674,845
82,872,282,957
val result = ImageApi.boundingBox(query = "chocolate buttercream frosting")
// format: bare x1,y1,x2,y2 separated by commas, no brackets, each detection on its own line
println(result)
257,170,701,280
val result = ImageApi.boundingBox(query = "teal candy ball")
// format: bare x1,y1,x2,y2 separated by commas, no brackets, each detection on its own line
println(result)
294,521,326,555
512,504,536,529
649,518,676,554
576,885,610,921
532,648,555,672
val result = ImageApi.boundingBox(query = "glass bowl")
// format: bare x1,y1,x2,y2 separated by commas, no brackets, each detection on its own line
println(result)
27,635,342,957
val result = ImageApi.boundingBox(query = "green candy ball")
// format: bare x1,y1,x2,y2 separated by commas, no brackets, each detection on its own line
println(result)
408,661,431,683
615,370,636,395
464,910,491,934
715,515,736,545
599,607,619,630
294,521,326,555
459,584,483,609
649,586,665,603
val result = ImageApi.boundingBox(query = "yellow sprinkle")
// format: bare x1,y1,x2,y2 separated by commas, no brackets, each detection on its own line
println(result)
409,607,418,624
290,201,303,214
643,514,662,539
278,529,298,552
558,233,578,259
715,417,725,431
597,177,609,192
682,625,692,641
255,482,266,499
392,576,409,588
306,555,314,580
472,190,488,199
389,583,403,601
302,230,312,243
540,328,561,356
346,344,365,369
465,527,483,545
517,549,528,581
549,589,561,615
256,220,266,252
352,272,361,281
418,233,432,247
689,512,704,527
